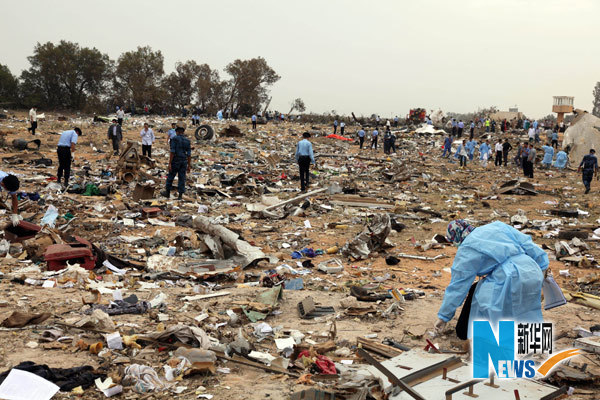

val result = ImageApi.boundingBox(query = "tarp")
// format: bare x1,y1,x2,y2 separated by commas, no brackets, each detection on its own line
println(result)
326,134,353,141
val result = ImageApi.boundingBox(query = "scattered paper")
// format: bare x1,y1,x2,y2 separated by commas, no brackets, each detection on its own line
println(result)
0,369,59,400
105,332,123,350
103,260,127,275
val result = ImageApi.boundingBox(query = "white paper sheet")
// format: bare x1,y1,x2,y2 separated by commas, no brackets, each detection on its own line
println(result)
0,369,59,400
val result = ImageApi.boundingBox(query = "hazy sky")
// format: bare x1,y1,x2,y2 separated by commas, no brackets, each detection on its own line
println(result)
3,0,599,118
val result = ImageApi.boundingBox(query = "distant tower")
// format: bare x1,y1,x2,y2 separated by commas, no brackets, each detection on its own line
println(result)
552,96,574,124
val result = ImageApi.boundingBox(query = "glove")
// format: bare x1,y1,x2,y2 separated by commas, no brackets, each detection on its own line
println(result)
434,318,447,334
11,214,23,226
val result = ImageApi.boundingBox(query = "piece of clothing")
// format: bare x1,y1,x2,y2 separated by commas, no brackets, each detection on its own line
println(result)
467,140,476,159
29,108,37,122
298,155,311,191
494,143,503,152
554,151,568,169
527,147,537,162
167,128,177,140
116,109,125,120
579,154,598,171
295,139,315,164
142,144,152,158
140,128,155,145
85,299,150,316
359,136,365,149
438,221,548,338
479,143,490,160
28,121,38,135
442,137,453,157
542,145,554,165
495,150,503,166
455,144,468,158
357,129,365,138
107,124,122,142
111,137,120,153
583,170,594,192
456,282,479,340
166,159,188,194
170,134,192,161
57,130,78,147
0,362,105,392
446,219,475,245
57,146,72,185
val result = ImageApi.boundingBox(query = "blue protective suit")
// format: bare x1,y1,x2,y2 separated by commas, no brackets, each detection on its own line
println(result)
437,221,548,338
542,145,554,166
554,151,568,169
466,140,475,159
479,143,490,160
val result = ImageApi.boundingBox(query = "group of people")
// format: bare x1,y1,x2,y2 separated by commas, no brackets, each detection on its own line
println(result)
55,119,192,200
354,127,397,153
442,131,598,193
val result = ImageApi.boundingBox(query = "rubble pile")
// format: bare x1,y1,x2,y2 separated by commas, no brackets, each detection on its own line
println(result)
0,110,598,399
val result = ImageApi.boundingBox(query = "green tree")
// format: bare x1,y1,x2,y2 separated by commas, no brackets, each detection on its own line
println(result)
20,41,111,109
223,57,279,115
593,82,600,118
0,64,19,105
114,46,165,111
196,64,226,114
163,60,202,112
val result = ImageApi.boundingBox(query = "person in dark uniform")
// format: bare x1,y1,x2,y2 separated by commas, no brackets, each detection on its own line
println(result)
107,119,122,155
162,124,192,200
578,149,598,194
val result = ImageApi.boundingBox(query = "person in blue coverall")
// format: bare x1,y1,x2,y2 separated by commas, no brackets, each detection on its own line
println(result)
541,143,554,169
434,220,548,340
467,139,477,161
554,150,568,170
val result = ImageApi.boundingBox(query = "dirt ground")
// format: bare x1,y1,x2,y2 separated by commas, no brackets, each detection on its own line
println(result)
0,111,599,399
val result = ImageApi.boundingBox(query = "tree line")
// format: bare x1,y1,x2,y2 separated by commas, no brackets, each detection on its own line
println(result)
0,41,281,116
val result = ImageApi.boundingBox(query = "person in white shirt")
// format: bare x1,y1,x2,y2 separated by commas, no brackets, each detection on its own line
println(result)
116,107,125,125
458,139,469,168
340,121,345,135
528,127,535,143
494,140,504,166
140,123,155,158
27,107,37,135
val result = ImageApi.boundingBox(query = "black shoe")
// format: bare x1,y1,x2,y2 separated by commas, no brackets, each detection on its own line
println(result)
585,188,590,194
161,190,171,198
178,193,183,200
